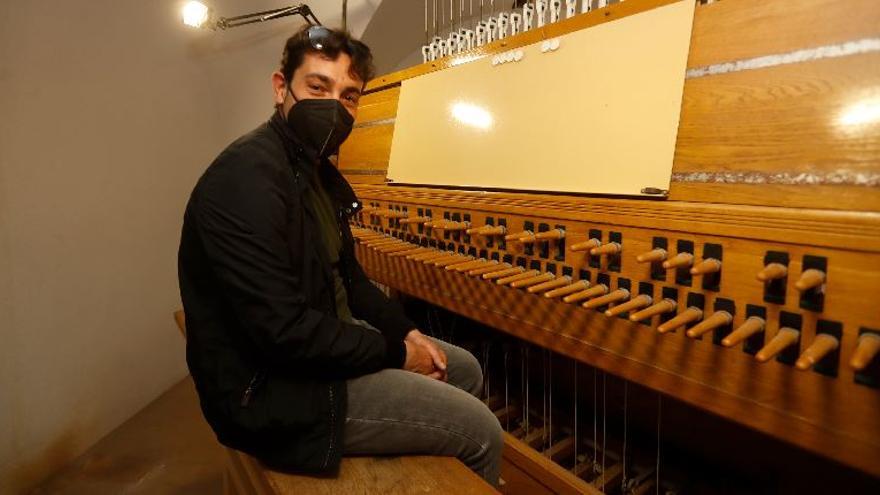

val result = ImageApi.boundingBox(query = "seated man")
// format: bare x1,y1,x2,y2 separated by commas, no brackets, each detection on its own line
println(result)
177,25,503,485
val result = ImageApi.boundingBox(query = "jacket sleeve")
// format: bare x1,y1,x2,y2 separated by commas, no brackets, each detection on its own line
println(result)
193,154,405,375
345,242,418,344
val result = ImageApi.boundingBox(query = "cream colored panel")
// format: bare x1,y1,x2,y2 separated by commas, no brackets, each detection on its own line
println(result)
387,0,695,196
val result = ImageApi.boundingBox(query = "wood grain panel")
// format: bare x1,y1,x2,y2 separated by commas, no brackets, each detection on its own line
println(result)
675,53,880,174
668,182,880,213
354,86,399,125
669,52,880,210
341,173,386,185
687,0,880,68
500,461,555,495
337,124,394,171
501,433,601,495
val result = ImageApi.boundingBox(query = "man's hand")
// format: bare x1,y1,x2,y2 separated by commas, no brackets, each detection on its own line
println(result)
402,329,447,381
403,340,437,377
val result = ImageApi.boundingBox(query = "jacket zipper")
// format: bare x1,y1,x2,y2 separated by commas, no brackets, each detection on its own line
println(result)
240,370,266,407
288,160,344,467
337,207,354,290
320,210,347,469
323,385,337,469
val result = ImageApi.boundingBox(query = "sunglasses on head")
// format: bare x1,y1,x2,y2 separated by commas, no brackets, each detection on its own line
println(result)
306,25,367,54
307,25,332,50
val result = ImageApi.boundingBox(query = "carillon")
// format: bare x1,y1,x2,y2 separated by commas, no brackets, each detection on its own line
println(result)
344,0,880,493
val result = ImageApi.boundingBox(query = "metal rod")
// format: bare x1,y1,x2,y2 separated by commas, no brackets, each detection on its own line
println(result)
482,342,490,399
593,368,598,472
523,344,530,435
520,344,526,434
221,5,320,28
342,0,347,31
449,0,453,31
223,5,299,21
602,372,607,488
548,351,553,455
459,0,464,32
656,395,662,495
449,315,457,345
622,381,628,492
504,344,510,431
573,361,578,473
542,348,548,448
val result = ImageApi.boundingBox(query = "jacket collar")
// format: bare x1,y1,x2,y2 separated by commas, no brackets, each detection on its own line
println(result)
268,111,362,217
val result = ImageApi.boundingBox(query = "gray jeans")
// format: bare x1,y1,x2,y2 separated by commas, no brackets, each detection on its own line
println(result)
343,335,503,486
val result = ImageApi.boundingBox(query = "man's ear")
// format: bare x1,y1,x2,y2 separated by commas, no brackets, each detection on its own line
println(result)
271,71,286,106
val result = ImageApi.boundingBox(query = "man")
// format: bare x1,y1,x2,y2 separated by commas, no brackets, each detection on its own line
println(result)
178,25,502,485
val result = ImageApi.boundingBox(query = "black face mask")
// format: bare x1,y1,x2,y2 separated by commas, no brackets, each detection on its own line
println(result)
285,88,355,159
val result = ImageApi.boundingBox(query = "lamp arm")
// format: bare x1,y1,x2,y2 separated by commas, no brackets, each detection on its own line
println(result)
217,3,321,29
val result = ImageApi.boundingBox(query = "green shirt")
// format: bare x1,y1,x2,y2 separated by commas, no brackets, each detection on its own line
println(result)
303,177,354,324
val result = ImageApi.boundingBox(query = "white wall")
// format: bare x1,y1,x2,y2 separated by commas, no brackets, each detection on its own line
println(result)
360,0,425,74
0,1,381,492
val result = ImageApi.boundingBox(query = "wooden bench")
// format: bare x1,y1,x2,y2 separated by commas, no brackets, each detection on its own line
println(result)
224,448,497,495
173,310,498,494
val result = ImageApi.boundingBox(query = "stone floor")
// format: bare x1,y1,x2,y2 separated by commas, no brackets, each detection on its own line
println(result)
32,377,224,494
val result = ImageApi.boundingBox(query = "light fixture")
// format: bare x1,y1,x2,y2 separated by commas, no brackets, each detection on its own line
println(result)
182,1,211,28
181,2,321,30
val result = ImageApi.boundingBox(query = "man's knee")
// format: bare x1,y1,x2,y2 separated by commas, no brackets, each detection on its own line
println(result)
466,393,503,453
465,397,503,485
483,410,503,457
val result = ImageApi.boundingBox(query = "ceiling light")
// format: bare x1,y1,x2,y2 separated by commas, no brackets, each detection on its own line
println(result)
180,2,321,30
181,1,211,29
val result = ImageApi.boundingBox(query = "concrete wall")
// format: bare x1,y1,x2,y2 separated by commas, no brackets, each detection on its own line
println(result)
0,1,380,492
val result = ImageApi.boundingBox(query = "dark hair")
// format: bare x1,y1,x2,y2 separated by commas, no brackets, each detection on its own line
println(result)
280,26,375,86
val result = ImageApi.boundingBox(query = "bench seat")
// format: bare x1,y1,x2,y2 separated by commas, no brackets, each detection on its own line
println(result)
223,447,498,495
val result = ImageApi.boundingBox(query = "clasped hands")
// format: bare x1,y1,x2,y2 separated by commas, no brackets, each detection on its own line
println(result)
403,329,447,381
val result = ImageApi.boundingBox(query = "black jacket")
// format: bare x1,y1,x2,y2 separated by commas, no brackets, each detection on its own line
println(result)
178,112,414,472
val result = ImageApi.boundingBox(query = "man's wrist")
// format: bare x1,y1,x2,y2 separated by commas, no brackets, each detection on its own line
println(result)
382,334,407,369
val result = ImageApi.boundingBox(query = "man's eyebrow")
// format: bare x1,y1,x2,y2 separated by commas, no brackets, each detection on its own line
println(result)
303,73,361,95
304,73,333,85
